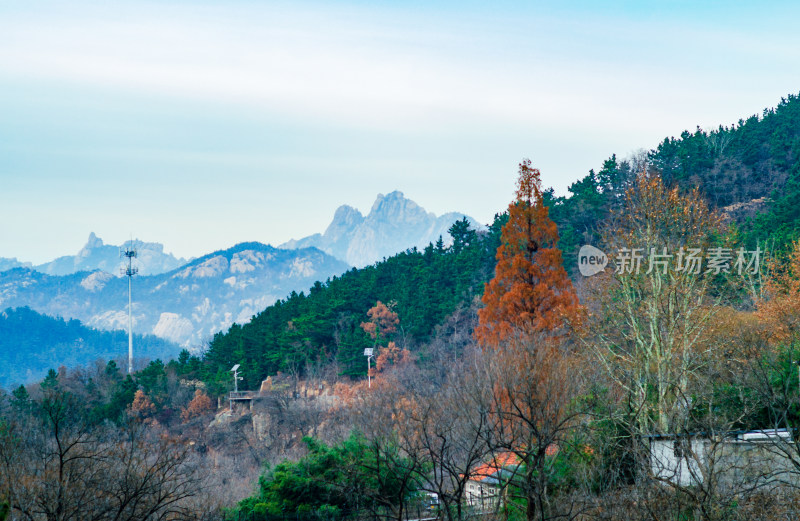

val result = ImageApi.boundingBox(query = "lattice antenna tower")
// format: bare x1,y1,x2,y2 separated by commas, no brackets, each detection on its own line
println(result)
120,239,139,374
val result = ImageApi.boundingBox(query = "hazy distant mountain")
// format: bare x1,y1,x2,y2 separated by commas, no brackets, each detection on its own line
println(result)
0,257,31,272
0,243,350,348
0,306,180,389
32,232,187,276
281,191,483,267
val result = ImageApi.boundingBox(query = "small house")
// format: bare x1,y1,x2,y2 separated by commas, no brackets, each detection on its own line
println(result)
645,429,799,488
464,452,520,511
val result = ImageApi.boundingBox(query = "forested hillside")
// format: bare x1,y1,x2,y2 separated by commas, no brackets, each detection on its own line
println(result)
651,94,800,209
229,156,800,521
197,93,800,392
545,92,800,265
4,93,800,521
198,218,504,391
0,306,180,388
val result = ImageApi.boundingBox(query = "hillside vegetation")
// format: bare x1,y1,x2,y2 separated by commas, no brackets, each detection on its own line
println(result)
198,217,504,392
0,306,180,388
547,92,800,265
4,93,800,521
198,94,800,393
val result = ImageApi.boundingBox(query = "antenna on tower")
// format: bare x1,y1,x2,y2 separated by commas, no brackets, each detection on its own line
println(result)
120,238,139,375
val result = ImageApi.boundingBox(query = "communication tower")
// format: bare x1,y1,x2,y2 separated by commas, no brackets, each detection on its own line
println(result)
120,240,138,374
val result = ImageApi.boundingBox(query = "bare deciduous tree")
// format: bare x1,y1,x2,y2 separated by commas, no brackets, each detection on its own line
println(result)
0,389,217,521
482,333,590,521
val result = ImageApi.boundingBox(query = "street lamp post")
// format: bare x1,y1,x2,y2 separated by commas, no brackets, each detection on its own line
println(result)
364,348,374,388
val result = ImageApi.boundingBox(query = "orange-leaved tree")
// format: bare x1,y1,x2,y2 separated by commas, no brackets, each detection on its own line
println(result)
361,300,399,345
361,301,409,379
181,389,214,422
474,160,586,520
374,341,412,373
476,159,580,348
128,389,156,422
756,240,800,343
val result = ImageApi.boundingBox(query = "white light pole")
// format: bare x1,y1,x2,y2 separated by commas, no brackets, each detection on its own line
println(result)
229,364,242,411
364,348,374,388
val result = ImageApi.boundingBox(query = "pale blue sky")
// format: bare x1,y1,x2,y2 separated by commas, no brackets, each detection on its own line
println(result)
2,1,799,264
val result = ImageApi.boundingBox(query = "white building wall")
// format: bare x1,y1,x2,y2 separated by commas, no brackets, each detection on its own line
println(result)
649,438,707,487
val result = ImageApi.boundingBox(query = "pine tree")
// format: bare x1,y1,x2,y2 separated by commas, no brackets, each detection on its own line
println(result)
476,159,579,347
448,217,477,254
41,369,59,390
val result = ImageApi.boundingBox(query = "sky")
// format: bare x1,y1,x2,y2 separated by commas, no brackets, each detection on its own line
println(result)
2,1,799,264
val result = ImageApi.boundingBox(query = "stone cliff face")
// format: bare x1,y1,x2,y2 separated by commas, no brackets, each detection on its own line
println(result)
0,243,350,348
281,191,483,267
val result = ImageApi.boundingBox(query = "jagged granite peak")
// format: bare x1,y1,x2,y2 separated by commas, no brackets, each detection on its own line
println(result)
327,204,364,232
367,191,431,225
33,233,187,277
0,242,350,349
281,191,483,268
84,232,104,250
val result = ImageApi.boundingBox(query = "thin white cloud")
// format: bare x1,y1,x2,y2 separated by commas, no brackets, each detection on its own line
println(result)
1,1,747,133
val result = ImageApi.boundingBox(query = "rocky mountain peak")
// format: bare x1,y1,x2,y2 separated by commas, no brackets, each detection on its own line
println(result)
326,205,364,234
85,232,105,249
366,191,433,230
77,232,108,260
0,257,32,273
33,234,187,277
281,191,482,268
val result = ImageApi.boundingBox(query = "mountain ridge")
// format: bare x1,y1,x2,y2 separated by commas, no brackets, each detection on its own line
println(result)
0,306,181,388
0,242,350,348
32,232,188,277
281,190,483,267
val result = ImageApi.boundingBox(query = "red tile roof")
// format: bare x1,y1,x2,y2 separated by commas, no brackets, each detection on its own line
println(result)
469,452,521,480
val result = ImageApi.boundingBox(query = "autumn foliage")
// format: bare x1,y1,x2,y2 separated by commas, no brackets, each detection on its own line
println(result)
756,240,800,343
585,170,728,434
471,160,586,520
374,341,412,372
181,389,214,422
476,159,580,347
128,389,156,421
360,300,399,342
